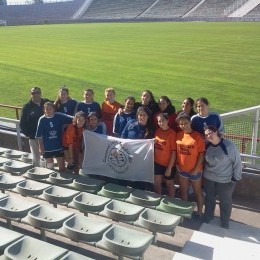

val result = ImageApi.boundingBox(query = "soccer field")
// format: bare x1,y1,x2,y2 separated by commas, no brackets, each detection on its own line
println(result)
0,22,259,118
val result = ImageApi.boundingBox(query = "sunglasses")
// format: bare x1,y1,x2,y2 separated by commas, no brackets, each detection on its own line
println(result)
31,92,41,95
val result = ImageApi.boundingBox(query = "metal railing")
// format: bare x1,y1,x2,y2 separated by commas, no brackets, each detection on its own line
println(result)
0,105,259,165
0,117,23,150
0,104,22,120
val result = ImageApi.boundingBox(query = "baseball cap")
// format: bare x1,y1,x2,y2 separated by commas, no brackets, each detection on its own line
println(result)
30,87,41,94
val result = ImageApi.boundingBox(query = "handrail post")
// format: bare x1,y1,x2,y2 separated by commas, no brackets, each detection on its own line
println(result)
15,122,23,151
16,108,20,120
251,108,259,155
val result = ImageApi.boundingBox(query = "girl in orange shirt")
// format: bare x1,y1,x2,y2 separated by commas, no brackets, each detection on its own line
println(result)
101,88,121,136
62,111,87,174
154,113,177,197
176,113,205,216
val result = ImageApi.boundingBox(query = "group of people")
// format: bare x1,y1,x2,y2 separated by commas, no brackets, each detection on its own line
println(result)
20,86,242,229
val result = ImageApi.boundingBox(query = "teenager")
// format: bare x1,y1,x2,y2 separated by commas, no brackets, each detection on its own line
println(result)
176,113,205,216
154,113,177,197
36,102,72,171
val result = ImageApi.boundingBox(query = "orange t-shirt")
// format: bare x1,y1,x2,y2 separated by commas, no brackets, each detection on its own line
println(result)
176,131,205,173
62,123,85,150
154,128,177,167
101,100,122,135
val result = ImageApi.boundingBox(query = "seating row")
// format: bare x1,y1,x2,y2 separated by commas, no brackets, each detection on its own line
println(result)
0,188,181,237
0,169,196,219
0,195,155,259
0,226,94,259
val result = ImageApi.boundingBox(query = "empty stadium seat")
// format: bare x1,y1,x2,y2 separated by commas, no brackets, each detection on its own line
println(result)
126,189,162,207
49,172,73,185
20,153,33,164
70,192,111,214
97,183,133,200
0,157,11,167
16,179,51,197
156,197,196,218
43,186,80,205
0,147,10,155
0,226,24,253
3,149,26,160
0,196,39,219
101,200,144,222
3,160,32,174
97,225,154,259
27,205,74,230
26,167,54,180
60,214,112,243
136,208,181,235
0,173,25,191
4,236,68,260
72,176,106,193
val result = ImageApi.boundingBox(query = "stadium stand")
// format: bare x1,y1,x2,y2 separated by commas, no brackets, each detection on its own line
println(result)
0,147,260,259
245,2,260,17
0,0,260,24
140,0,201,18
0,0,85,25
187,0,240,18
81,0,156,19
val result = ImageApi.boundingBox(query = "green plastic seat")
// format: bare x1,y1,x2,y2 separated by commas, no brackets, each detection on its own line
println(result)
0,174,25,191
3,161,32,174
27,204,74,229
0,196,39,219
0,147,11,155
4,236,68,260
126,189,162,207
156,197,196,218
49,172,73,185
62,214,112,243
97,225,154,258
26,167,54,180
3,149,27,160
136,208,182,234
0,157,11,167
21,153,33,164
16,179,51,196
71,192,111,214
103,200,144,222
97,183,133,200
43,186,80,205
0,226,24,253
73,176,106,193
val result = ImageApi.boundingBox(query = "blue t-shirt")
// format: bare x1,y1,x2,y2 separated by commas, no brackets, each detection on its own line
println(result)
113,111,136,137
88,122,107,135
36,112,72,152
191,112,224,136
57,99,78,116
76,101,101,117
121,119,146,139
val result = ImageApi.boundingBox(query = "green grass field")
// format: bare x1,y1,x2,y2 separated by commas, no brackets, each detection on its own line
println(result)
0,22,259,118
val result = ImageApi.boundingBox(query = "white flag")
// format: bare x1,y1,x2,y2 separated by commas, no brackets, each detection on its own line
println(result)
82,130,154,183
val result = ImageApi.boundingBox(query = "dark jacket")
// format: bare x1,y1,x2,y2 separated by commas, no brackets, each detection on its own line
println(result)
20,98,49,139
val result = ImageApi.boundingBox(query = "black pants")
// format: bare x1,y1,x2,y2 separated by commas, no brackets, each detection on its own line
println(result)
204,178,236,225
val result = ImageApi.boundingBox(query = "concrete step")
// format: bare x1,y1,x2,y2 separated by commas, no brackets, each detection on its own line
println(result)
177,220,260,260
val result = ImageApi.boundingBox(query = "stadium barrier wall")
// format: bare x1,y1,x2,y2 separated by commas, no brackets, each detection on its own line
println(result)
3,16,260,26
